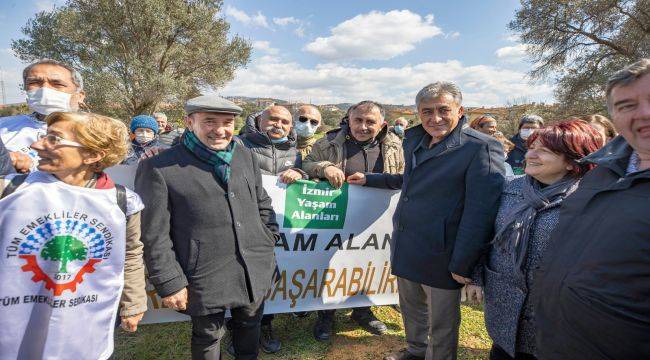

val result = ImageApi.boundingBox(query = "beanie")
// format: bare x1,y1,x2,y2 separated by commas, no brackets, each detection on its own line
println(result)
130,115,159,134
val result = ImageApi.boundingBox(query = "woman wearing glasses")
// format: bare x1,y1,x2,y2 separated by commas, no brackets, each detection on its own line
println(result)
0,112,147,360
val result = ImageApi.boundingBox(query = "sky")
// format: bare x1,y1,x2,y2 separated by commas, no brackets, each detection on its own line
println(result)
0,0,554,107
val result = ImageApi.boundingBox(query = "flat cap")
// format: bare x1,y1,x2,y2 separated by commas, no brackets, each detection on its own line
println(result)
184,95,242,116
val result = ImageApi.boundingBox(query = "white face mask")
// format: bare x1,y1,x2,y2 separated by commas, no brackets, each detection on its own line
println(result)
26,87,73,115
520,128,535,140
135,132,155,144
294,120,318,138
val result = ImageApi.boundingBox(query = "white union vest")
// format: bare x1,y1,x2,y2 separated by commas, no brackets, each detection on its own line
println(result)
0,171,141,360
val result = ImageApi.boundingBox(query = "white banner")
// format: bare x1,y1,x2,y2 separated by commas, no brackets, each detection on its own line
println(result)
106,165,400,324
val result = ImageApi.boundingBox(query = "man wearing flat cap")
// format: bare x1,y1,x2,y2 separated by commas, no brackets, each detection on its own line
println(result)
136,95,280,360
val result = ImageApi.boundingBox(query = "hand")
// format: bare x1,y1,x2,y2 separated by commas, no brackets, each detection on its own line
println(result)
323,165,345,189
451,272,472,285
120,312,145,332
141,147,163,159
346,172,366,186
279,169,303,184
465,285,483,303
10,151,32,173
161,287,188,311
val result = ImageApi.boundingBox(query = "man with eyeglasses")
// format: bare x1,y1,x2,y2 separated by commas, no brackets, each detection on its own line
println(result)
0,59,85,174
293,104,322,158
303,100,405,341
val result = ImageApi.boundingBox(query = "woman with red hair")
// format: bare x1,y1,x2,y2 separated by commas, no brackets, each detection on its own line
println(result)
468,119,603,360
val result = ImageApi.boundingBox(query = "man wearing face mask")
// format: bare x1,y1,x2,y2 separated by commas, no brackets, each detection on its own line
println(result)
507,114,544,174
0,60,85,173
294,104,322,158
123,115,161,165
303,100,404,342
391,117,409,139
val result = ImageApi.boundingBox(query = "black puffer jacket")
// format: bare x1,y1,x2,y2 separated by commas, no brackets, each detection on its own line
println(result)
237,112,303,175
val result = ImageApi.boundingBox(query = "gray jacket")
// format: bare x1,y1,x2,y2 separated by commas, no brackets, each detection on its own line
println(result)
237,112,303,175
476,176,577,356
135,143,279,316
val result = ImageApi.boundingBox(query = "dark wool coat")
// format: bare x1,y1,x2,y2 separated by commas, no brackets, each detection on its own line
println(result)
135,143,279,316
365,117,505,289
476,176,578,357
506,134,527,171
237,112,302,175
534,136,650,359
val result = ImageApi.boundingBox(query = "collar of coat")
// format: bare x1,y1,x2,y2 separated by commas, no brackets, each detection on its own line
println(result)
580,135,649,178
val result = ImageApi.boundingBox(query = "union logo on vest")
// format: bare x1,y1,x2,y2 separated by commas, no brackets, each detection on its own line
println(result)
8,211,114,296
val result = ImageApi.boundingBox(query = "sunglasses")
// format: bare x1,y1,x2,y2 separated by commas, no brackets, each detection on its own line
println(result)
38,133,85,148
298,116,320,126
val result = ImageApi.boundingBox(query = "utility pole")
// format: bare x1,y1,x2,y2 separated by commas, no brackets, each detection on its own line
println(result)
0,66,6,105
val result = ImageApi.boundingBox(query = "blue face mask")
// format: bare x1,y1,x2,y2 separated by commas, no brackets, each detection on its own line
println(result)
270,137,288,144
394,125,404,136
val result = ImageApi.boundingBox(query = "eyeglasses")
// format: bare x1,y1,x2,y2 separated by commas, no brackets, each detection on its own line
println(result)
38,134,85,148
298,116,320,126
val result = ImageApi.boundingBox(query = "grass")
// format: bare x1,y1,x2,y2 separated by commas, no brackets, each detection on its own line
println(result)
114,303,491,359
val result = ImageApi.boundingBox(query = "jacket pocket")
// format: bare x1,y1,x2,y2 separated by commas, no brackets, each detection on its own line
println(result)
426,217,446,253
243,176,255,200
187,238,200,277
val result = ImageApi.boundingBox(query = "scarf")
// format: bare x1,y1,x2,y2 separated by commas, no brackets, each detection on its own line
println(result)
182,131,235,184
297,135,317,150
491,175,578,280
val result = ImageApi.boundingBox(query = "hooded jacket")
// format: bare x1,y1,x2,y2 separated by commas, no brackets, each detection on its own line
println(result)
237,112,303,176
534,136,650,359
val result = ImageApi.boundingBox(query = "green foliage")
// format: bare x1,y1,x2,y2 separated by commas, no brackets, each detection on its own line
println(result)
510,0,649,114
320,107,345,129
41,235,87,273
12,0,251,120
0,103,30,117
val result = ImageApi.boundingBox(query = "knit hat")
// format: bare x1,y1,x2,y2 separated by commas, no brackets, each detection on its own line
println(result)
130,115,159,134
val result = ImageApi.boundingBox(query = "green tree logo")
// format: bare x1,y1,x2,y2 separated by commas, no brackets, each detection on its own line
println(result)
40,235,88,273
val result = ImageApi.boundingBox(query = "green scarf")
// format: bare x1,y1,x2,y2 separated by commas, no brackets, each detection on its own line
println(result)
183,131,236,184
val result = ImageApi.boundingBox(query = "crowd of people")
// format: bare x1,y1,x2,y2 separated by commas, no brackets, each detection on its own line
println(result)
0,57,648,360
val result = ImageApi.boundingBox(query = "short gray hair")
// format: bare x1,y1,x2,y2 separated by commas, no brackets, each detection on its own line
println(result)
519,114,544,129
606,58,650,110
348,100,385,120
22,59,84,91
415,82,463,109
152,112,167,121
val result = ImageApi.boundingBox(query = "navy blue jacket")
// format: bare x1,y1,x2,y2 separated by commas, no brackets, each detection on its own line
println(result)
365,116,505,289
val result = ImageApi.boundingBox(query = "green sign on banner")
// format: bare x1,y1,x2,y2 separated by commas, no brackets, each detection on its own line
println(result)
283,180,348,229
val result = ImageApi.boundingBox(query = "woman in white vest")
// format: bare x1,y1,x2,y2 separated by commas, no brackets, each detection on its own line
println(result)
0,112,147,360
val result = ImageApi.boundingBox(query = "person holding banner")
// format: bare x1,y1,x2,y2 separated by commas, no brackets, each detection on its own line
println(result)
294,104,323,158
0,111,147,360
304,100,405,341
135,95,279,360
349,82,505,360
234,104,307,354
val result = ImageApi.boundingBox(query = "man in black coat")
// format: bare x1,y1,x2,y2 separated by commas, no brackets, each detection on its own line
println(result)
136,95,279,360
349,82,505,360
534,59,650,360
233,105,306,354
